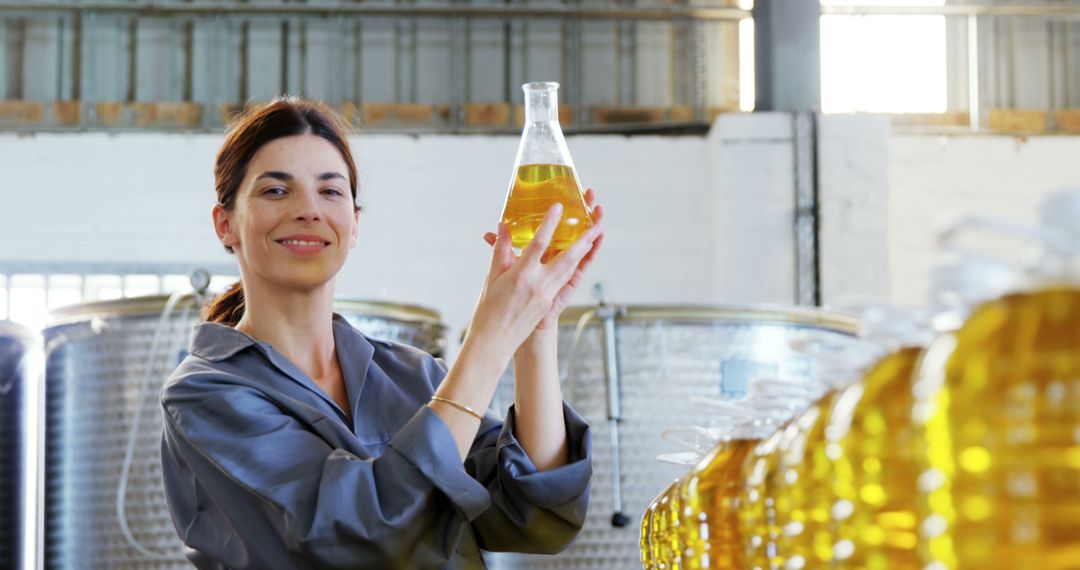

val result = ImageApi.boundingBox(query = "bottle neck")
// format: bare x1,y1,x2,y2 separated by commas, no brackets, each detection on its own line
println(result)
524,88,558,124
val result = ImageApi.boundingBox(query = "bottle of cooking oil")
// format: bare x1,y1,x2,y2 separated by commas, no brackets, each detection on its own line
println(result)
500,82,592,256
648,407,751,568
822,308,934,570
824,264,1015,569
825,344,924,570
741,427,787,570
770,307,914,570
642,496,660,569
736,372,839,570
744,336,876,570
679,424,768,569
642,477,686,570
653,395,770,569
913,189,1080,570
774,391,848,569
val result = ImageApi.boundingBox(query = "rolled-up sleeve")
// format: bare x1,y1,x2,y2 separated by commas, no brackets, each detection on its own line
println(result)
463,402,593,554
161,381,490,569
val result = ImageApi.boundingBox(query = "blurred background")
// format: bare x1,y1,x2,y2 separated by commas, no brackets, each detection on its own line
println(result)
1,1,1079,569
1,0,1077,343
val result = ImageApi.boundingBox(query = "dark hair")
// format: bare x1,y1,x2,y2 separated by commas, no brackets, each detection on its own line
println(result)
202,96,360,326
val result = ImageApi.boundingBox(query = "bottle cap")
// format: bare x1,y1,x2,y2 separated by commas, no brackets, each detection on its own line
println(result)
1038,188,1080,245
929,252,1018,312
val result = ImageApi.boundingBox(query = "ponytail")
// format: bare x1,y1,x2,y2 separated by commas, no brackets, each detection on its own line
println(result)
202,280,245,326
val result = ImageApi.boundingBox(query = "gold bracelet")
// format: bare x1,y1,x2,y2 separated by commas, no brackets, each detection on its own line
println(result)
429,396,485,421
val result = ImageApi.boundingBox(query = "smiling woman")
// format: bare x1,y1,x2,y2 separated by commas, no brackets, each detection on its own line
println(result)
202,99,362,327
158,95,606,569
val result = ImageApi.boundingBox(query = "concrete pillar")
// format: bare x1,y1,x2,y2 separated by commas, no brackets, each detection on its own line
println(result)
753,0,821,112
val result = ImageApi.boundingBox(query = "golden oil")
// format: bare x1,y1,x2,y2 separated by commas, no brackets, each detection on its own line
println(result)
773,391,842,570
642,498,659,569
917,287,1080,569
828,346,924,570
643,477,685,569
500,163,592,256
740,428,787,570
662,477,686,570
679,438,760,569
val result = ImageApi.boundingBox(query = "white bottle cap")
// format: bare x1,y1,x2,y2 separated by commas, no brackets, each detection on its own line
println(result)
855,305,935,349
1039,188,1080,243
929,253,1017,308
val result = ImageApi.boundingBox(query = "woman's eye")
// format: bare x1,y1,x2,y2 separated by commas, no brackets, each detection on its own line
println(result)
322,188,344,197
262,187,286,196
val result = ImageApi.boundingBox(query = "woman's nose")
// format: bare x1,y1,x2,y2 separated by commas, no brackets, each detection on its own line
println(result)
293,189,322,221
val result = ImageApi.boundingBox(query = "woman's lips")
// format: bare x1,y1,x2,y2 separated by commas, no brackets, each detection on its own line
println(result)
276,239,329,255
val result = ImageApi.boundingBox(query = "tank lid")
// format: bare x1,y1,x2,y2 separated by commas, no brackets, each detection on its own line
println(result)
559,303,859,334
46,294,444,326
0,320,38,343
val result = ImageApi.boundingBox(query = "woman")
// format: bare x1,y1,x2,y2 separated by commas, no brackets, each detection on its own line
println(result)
159,97,605,569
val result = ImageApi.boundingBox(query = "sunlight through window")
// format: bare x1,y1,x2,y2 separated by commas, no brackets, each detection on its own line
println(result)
820,0,947,114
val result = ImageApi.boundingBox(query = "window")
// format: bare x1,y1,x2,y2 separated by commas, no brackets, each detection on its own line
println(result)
820,0,947,114
9,275,47,333
739,6,756,112
0,264,237,333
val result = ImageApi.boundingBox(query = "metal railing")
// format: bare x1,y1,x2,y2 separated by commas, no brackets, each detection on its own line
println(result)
0,0,746,132
0,2,1077,133
0,1,748,21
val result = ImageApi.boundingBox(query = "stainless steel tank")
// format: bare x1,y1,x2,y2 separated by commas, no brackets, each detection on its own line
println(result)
1,321,38,570
487,304,858,570
43,294,447,569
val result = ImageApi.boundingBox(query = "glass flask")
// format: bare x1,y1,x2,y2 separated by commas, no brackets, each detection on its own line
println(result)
914,189,1080,570
499,82,592,257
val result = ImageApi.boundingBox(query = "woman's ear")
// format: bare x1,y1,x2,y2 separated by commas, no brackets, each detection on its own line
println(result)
349,209,360,248
213,204,239,249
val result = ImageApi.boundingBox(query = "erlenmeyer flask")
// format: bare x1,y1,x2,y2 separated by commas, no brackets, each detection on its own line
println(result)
500,82,592,256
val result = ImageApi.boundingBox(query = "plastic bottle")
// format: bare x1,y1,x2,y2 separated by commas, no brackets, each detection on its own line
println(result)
914,189,1080,569
736,369,843,570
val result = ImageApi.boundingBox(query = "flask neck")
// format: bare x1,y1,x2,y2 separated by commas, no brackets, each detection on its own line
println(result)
524,84,559,124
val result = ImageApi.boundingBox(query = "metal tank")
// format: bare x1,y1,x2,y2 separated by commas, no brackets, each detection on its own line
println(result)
487,303,858,570
1,321,39,570
42,294,447,570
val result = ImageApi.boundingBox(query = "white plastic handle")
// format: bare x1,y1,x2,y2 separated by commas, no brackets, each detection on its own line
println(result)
656,451,703,466
660,425,718,453
941,213,1080,259
689,396,758,418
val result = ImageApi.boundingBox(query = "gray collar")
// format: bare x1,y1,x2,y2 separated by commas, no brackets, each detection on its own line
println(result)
188,313,360,362
187,313,378,424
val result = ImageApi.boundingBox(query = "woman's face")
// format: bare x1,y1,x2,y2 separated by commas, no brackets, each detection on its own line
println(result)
213,134,359,293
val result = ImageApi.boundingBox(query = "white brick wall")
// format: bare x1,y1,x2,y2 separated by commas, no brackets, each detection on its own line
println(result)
4,122,1076,357
818,114,890,306
888,134,1080,306
708,112,798,304
0,130,718,357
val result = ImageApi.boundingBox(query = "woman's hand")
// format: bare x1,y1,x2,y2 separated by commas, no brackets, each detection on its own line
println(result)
467,198,604,363
483,189,605,333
